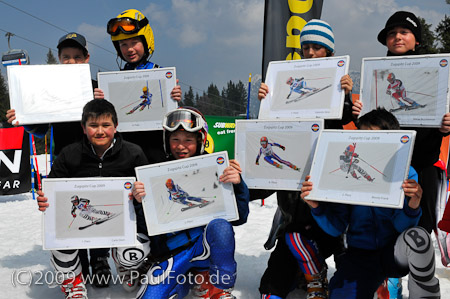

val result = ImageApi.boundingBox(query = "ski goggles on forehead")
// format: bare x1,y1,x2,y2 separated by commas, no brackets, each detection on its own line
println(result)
107,17,149,36
163,109,207,133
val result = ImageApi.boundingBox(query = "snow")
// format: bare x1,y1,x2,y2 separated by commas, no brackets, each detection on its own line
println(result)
1,155,450,297
1,193,450,298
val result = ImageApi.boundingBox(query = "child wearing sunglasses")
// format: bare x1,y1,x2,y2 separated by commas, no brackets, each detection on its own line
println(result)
112,107,250,299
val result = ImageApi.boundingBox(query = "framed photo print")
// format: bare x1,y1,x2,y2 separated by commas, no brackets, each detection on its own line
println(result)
135,151,238,236
235,119,324,190
42,177,137,250
306,130,416,208
7,64,93,125
360,54,450,127
258,56,349,120
98,67,178,132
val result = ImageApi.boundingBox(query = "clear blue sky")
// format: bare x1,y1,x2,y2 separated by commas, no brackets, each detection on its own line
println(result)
0,0,448,95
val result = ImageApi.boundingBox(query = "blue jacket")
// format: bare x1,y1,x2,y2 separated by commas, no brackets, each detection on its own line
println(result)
311,166,421,250
148,177,250,259
123,60,159,71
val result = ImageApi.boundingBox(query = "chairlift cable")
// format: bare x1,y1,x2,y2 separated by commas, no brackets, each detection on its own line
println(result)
0,28,112,71
0,0,248,113
0,0,116,56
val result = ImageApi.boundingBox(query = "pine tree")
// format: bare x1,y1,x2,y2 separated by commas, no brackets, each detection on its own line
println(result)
207,83,224,115
195,92,200,106
416,17,438,54
46,49,57,64
222,80,247,116
436,15,450,53
0,72,9,124
234,80,248,116
183,86,195,107
196,91,209,115
221,83,232,116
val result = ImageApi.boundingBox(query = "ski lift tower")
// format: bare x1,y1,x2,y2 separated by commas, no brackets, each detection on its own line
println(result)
1,32,30,67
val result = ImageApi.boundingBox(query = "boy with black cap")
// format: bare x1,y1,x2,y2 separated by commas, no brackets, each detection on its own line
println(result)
377,10,450,245
57,32,90,64
6,32,104,155
375,11,450,298
5,32,111,288
377,11,422,56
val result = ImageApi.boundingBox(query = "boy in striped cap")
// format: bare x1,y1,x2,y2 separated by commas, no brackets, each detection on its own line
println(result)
256,19,362,299
299,19,335,58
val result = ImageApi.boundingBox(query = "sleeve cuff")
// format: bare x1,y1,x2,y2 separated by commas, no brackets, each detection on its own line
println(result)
311,204,325,216
404,204,421,218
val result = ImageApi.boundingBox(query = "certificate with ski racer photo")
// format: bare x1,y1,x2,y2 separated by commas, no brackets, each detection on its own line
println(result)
235,119,324,190
258,56,349,120
306,130,416,208
98,67,178,132
135,151,238,236
360,54,450,127
7,64,93,125
42,177,137,250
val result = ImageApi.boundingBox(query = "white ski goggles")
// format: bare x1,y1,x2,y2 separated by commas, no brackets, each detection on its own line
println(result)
163,108,207,133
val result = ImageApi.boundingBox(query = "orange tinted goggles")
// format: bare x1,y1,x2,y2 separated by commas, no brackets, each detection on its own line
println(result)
107,17,148,36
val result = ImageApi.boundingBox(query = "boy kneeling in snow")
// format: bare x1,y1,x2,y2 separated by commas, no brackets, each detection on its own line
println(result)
301,108,440,298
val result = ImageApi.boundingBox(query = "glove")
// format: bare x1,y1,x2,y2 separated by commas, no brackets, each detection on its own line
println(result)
280,145,286,151
256,161,259,165
72,212,76,218
386,90,391,95
353,159,359,164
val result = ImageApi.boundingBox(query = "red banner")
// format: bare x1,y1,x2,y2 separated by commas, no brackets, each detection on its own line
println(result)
0,126,31,195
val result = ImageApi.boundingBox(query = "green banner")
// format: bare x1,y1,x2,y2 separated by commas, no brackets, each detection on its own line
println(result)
204,115,243,159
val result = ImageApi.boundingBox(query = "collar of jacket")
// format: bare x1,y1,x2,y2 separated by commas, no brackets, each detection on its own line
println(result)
387,49,417,56
123,58,158,70
82,133,122,160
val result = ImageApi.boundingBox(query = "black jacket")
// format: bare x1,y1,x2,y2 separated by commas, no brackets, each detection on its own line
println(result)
49,133,148,178
325,93,356,129
49,134,149,234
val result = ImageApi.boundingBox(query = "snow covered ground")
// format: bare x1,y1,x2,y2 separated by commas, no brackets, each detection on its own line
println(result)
1,192,450,298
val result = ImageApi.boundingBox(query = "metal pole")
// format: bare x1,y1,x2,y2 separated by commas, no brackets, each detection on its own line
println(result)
246,73,251,119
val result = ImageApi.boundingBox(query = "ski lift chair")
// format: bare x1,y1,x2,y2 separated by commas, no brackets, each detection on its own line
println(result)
2,48,30,67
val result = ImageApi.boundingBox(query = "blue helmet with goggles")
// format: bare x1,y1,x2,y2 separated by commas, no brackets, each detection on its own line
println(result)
163,107,208,156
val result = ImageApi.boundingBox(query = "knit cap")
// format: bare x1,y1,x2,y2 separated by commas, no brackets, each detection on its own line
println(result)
377,11,422,45
300,19,335,53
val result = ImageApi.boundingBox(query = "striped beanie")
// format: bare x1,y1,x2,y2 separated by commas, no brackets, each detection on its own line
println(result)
300,19,335,53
